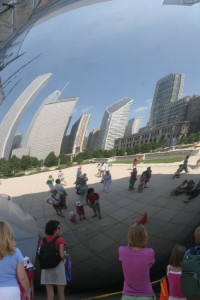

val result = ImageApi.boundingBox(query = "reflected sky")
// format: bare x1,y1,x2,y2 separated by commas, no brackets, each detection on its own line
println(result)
1,0,200,136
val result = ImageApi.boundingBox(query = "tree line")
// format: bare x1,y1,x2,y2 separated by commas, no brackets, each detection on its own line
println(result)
1,131,199,178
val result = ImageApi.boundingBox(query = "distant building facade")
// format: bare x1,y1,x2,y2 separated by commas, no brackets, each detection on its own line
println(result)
66,114,91,154
186,96,200,132
163,0,200,5
12,132,23,150
0,73,51,159
13,97,78,159
87,128,100,151
148,73,185,128
126,117,141,136
96,97,133,150
114,121,190,149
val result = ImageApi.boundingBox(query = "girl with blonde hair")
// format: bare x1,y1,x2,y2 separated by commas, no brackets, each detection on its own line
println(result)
0,221,31,300
119,223,155,300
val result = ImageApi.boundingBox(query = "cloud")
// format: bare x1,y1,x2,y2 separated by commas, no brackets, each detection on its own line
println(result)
81,106,93,113
133,106,148,113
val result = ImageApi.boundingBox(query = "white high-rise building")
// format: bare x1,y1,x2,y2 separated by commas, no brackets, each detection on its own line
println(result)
67,114,91,154
126,117,142,135
97,97,133,150
24,97,78,160
0,73,52,159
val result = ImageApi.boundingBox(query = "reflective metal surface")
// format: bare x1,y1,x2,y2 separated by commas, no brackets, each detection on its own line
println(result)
1,0,200,290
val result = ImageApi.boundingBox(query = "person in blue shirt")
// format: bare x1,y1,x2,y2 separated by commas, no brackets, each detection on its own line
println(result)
0,221,31,300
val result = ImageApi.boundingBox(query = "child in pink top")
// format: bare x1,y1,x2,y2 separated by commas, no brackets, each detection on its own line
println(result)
167,244,186,300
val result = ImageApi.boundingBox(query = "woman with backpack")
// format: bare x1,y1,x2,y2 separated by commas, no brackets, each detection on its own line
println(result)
38,220,67,300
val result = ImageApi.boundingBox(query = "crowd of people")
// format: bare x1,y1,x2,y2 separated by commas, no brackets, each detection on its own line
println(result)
2,153,200,300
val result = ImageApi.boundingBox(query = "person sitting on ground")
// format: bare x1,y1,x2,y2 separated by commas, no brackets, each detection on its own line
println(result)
172,164,183,179
86,188,102,219
171,179,190,196
172,180,195,197
184,180,200,202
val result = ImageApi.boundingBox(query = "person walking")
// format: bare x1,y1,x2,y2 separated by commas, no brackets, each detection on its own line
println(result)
119,223,155,299
144,167,152,188
138,172,146,192
129,168,137,190
76,178,88,204
58,170,66,186
182,156,189,174
54,179,68,209
86,188,102,219
46,190,65,218
103,170,112,192
0,221,31,300
167,244,186,300
38,220,67,300
46,175,54,191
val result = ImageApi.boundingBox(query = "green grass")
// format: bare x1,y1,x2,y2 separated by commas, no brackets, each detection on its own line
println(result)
113,156,184,164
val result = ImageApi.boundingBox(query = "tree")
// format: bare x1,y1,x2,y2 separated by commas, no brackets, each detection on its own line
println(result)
9,155,21,172
59,153,71,166
44,152,58,167
21,156,32,171
116,148,126,156
30,157,40,167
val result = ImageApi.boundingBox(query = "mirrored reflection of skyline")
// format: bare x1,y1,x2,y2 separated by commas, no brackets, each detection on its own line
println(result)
1,0,200,154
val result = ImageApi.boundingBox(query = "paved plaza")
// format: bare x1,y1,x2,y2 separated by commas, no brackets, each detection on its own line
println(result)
0,156,200,299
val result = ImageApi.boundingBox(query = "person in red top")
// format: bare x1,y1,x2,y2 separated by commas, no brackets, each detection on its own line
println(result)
75,201,86,221
133,155,139,168
39,220,67,300
86,188,102,219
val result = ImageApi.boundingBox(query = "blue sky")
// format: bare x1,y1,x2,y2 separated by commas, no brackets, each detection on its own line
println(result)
1,0,200,137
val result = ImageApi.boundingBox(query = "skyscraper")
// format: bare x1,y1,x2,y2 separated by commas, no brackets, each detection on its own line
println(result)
66,114,91,154
24,97,78,160
0,73,52,159
126,117,142,135
148,73,185,128
163,0,200,5
97,97,133,150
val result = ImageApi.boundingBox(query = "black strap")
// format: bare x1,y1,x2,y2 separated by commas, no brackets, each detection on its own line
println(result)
42,236,59,245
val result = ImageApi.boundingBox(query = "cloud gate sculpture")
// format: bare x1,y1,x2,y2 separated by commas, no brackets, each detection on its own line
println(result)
0,0,200,291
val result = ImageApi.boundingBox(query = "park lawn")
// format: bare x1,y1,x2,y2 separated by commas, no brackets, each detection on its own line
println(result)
113,156,184,164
